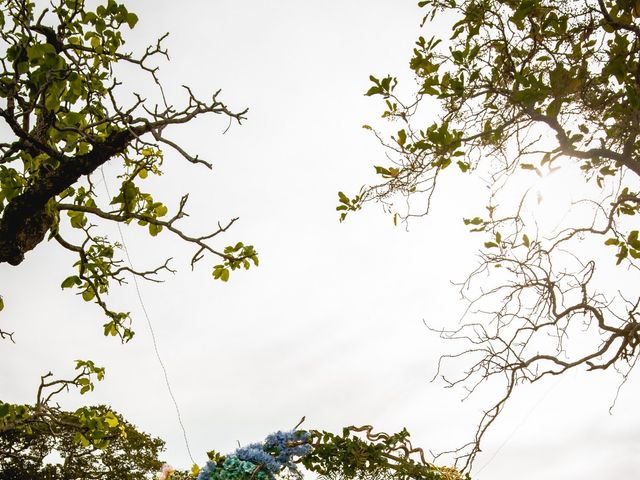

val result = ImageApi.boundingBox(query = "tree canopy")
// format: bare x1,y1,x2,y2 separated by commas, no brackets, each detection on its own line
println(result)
0,0,258,343
1,402,164,480
0,3,464,479
2,366,465,480
5,0,638,476
343,0,640,471
0,0,258,475
1,361,165,479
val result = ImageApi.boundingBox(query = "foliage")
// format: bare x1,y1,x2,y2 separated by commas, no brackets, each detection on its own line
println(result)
0,362,166,479
164,427,465,480
0,1,263,476
0,406,164,479
1,360,111,441
344,0,640,471
302,426,466,480
0,0,258,343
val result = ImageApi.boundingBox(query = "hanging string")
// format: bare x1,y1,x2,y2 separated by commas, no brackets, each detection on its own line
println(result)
474,374,566,477
100,167,196,465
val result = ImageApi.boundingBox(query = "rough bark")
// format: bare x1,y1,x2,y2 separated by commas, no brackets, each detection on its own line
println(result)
0,130,133,265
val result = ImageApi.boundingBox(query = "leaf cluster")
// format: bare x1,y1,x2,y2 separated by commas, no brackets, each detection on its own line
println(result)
346,0,640,472
0,0,258,342
0,405,165,480
1,361,168,479
302,427,466,480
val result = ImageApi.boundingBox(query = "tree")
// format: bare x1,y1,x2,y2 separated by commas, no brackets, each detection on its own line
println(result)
0,0,258,343
1,362,165,479
0,0,259,473
341,0,640,472
1,407,164,480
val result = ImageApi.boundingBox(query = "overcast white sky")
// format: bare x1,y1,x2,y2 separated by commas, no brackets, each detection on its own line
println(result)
1,1,639,479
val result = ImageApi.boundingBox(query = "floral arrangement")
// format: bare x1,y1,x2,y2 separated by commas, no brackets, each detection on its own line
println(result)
156,426,467,480
197,430,311,480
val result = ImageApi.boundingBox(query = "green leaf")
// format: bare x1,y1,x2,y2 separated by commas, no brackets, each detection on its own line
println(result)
457,161,470,172
61,276,81,289
546,98,562,117
68,211,87,229
463,217,483,226
627,230,640,250
104,322,118,337
523,234,530,248
220,269,229,282
397,129,407,147
126,12,138,28
148,223,162,236
484,241,498,249
616,244,628,265
82,289,95,302
520,163,541,176
365,86,381,96
104,411,119,428
90,36,101,52
155,204,168,217
76,433,90,447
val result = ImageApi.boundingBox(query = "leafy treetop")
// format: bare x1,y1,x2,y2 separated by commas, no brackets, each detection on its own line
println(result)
0,0,258,343
343,0,640,471
1,403,165,480
0,360,156,480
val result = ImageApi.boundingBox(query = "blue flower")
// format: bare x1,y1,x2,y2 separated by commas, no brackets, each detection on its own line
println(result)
221,455,268,480
263,430,312,471
198,430,313,480
235,443,281,475
196,461,217,480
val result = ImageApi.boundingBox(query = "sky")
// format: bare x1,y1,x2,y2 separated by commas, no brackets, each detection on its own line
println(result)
1,1,640,479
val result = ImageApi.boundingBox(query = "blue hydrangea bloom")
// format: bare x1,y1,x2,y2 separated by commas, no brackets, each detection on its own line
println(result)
263,430,312,473
236,443,281,475
269,431,311,454
196,461,217,480
199,430,312,480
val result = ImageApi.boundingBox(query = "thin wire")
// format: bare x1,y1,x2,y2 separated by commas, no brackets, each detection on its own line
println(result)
474,374,566,477
100,167,196,465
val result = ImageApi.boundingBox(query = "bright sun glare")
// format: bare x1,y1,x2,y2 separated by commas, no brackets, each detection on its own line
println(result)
522,164,591,237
